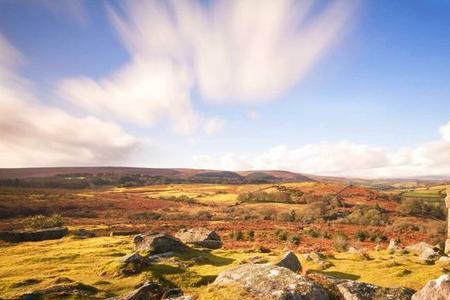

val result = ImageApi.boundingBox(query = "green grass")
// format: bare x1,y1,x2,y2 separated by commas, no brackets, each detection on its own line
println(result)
1,236,448,298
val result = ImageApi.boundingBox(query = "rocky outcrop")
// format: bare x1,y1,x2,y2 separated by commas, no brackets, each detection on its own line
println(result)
308,273,414,300
0,227,68,243
73,228,96,238
213,263,328,300
134,233,189,254
121,252,145,264
412,274,450,300
275,251,301,272
175,228,222,249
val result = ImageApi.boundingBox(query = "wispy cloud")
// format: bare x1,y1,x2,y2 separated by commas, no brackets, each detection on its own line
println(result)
193,122,450,178
0,35,139,167
57,0,355,132
38,0,89,26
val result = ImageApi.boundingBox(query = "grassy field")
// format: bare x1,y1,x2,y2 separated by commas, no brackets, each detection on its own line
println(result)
0,235,448,298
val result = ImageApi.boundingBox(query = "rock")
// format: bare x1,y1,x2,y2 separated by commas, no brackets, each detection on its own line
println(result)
348,247,360,254
374,244,381,251
307,274,414,300
437,256,450,263
0,227,68,243
20,282,100,299
110,230,140,237
148,251,175,261
348,247,370,260
406,242,438,255
412,274,450,300
73,228,96,238
121,252,144,264
238,255,269,265
116,281,165,300
388,239,399,252
258,246,271,253
303,252,333,269
337,280,414,300
275,251,302,272
134,233,189,254
213,263,328,300
175,228,222,249
419,248,440,264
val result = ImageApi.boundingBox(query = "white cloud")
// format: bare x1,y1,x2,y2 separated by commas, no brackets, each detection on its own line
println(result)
247,110,259,121
193,126,450,178
57,0,355,131
204,117,225,135
0,35,139,167
440,121,450,142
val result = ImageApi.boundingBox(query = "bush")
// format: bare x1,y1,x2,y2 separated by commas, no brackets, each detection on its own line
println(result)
369,232,388,243
355,230,369,242
195,210,213,220
278,210,296,222
332,232,348,252
290,235,301,246
346,205,388,226
274,229,288,241
303,228,320,238
229,231,244,241
22,214,64,230
246,230,255,241
398,198,446,220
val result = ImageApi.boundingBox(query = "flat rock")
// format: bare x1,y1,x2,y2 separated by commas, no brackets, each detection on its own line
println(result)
213,263,328,300
275,251,302,272
175,228,222,249
412,274,450,300
134,233,189,254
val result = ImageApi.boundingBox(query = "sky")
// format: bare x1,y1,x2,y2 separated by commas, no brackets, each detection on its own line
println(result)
0,0,449,178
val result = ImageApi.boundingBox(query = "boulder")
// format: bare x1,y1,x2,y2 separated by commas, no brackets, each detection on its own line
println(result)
213,263,328,300
116,281,165,300
275,251,301,272
134,233,188,254
175,228,222,249
419,247,440,264
388,239,399,252
412,274,450,300
437,256,450,263
0,227,68,243
110,230,140,237
307,274,414,300
406,242,438,255
337,280,414,300
20,282,100,299
121,252,144,264
73,228,96,238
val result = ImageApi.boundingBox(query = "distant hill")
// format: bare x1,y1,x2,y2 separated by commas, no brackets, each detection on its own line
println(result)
0,167,315,188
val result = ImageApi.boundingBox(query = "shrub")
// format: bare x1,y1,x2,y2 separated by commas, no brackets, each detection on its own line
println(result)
303,228,320,238
274,229,288,241
369,232,388,243
355,230,369,242
346,205,388,226
195,210,213,220
22,214,64,230
229,231,244,241
246,230,255,241
290,235,301,246
260,208,277,220
332,232,348,252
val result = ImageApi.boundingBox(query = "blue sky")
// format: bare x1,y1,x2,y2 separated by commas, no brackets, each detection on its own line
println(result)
0,0,449,177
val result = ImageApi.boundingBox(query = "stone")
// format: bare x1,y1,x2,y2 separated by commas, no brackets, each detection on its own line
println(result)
337,280,414,300
274,251,302,272
419,247,440,264
121,252,144,264
110,230,140,237
20,282,100,299
406,242,438,255
412,274,450,300
73,228,96,238
307,273,414,300
437,256,450,263
133,233,189,254
304,252,333,269
374,244,381,251
213,263,328,300
388,239,399,252
175,228,222,249
116,281,165,300
0,227,68,243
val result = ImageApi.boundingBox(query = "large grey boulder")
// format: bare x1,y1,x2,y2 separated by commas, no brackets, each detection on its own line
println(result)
412,274,450,300
308,274,414,300
133,233,188,254
115,281,164,300
175,228,222,249
213,263,328,300
275,251,301,272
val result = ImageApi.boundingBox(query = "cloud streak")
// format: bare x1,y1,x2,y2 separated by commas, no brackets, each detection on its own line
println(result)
0,35,139,167
193,123,450,178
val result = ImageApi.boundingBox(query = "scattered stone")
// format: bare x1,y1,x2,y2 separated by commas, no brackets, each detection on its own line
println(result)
406,242,439,256
412,274,450,300
110,230,140,237
121,252,144,264
0,227,68,243
134,233,189,254
374,244,381,251
337,280,414,300
213,263,328,300
304,252,333,269
348,247,370,260
73,228,96,238
274,251,301,272
348,247,360,254
437,256,450,264
115,281,165,300
175,228,222,249
419,248,440,264
20,282,100,299
388,239,399,252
